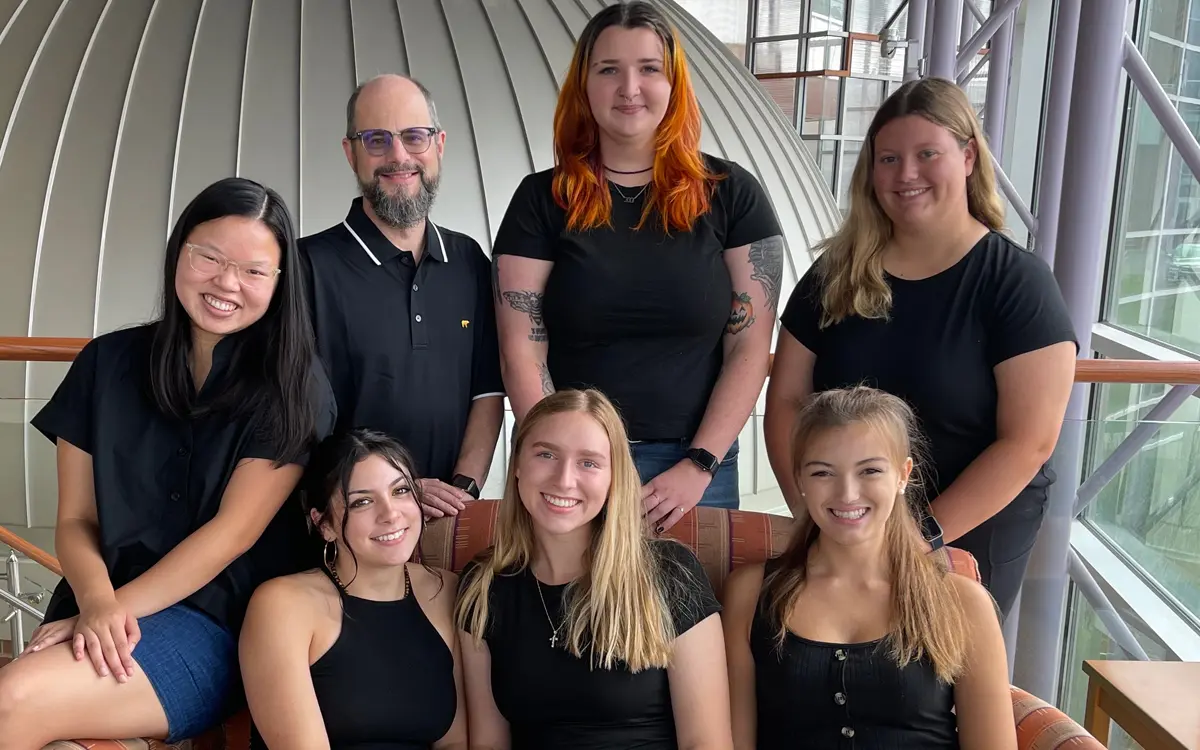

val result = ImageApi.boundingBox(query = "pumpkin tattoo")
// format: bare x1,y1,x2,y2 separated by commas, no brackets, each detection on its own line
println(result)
727,292,756,334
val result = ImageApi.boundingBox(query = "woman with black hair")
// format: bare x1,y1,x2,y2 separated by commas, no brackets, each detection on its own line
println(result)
240,429,466,750
0,177,336,746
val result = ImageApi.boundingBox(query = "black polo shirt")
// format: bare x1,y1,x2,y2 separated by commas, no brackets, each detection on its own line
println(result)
30,324,337,632
300,199,504,482
492,155,780,440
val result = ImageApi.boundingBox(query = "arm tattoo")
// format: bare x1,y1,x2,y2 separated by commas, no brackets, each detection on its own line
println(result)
536,362,555,396
748,235,784,313
727,291,756,335
502,290,547,343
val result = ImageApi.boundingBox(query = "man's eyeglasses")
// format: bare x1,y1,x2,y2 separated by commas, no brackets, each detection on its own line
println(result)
186,244,281,289
349,127,440,157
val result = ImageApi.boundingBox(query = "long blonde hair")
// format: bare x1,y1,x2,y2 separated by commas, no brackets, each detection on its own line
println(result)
816,77,1006,327
762,386,969,684
455,389,679,672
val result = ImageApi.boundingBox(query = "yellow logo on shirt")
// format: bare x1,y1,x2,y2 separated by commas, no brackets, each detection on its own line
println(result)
461,320,470,328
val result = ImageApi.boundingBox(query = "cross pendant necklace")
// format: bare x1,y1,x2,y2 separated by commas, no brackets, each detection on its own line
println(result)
535,578,564,648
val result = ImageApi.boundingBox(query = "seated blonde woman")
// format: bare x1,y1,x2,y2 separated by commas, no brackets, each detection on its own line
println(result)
456,389,732,750
239,429,467,749
723,387,1015,750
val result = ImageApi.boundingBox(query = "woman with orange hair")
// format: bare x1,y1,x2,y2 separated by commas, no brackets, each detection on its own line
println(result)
492,1,782,530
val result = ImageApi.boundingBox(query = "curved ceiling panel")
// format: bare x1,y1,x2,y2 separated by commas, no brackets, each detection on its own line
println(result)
0,0,839,527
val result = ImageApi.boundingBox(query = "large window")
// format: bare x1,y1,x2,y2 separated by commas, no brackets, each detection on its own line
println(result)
1085,382,1200,622
1105,3,1200,357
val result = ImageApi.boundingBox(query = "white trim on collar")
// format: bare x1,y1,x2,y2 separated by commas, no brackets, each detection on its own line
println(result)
342,219,447,265
342,220,381,266
430,222,448,263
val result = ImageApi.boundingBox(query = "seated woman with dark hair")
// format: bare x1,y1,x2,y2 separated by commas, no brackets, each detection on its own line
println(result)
0,177,335,745
723,387,1015,750
240,429,467,750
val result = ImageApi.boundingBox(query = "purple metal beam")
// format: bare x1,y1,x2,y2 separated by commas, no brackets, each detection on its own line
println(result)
992,155,1038,234
1123,35,1200,185
957,48,990,85
1013,0,1128,701
1073,384,1200,516
928,0,963,80
983,13,1014,161
955,0,1023,77
1032,0,1082,266
964,0,987,25
906,0,929,81
1067,550,1150,661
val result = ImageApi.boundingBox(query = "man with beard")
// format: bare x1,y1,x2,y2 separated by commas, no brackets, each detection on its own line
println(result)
300,74,504,517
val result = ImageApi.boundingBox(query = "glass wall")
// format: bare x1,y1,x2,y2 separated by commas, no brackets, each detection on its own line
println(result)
1068,0,1200,726
1105,0,1200,357
1088,0,1200,626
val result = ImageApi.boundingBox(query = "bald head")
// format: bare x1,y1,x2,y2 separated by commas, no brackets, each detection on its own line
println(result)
345,74,441,137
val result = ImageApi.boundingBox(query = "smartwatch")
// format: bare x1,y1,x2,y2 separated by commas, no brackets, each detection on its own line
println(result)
451,474,481,500
922,513,945,552
685,447,720,475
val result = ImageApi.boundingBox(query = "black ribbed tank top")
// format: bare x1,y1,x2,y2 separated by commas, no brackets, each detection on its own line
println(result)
750,558,959,749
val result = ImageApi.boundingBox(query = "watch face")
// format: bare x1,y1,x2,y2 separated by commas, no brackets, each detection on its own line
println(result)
689,449,719,473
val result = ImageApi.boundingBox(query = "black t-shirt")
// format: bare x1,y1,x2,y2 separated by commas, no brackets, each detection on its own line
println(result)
780,232,1077,514
492,155,781,440
30,324,336,631
461,540,721,749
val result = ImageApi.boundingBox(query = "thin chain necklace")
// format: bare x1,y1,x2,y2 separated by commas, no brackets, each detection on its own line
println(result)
534,578,565,648
611,181,649,204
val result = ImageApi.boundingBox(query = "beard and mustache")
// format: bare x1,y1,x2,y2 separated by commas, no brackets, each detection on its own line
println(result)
359,159,441,229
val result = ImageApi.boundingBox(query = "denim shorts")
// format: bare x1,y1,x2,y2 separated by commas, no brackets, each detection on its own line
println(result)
132,603,237,742
631,438,741,509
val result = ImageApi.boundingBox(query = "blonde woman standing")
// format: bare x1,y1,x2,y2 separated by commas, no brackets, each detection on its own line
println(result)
456,389,732,750
725,387,1015,749
764,78,1076,618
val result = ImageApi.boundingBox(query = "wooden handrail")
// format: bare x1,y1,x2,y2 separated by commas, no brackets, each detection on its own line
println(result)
0,339,1196,590
3,337,1200,385
0,524,62,577
0,337,90,362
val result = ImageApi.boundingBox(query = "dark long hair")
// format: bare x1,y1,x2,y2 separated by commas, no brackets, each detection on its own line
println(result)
301,429,435,592
149,176,316,465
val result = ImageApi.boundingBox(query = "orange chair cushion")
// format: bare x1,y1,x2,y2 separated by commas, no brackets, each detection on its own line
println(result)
48,502,1092,750
417,500,981,596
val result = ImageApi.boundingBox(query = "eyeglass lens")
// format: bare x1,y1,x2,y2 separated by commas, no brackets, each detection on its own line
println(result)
358,128,434,156
188,246,276,287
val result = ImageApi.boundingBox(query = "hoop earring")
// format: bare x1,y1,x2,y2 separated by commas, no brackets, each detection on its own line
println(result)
324,540,344,590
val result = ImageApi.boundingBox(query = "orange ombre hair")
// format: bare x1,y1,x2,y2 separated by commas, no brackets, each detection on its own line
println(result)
552,1,718,233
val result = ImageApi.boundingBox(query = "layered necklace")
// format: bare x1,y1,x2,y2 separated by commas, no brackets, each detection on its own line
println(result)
604,163,651,204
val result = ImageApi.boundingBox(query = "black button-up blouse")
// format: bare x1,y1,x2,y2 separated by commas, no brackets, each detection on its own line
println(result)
31,323,336,632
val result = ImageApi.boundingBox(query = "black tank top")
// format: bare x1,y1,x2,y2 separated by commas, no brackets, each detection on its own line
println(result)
250,567,456,750
750,559,959,749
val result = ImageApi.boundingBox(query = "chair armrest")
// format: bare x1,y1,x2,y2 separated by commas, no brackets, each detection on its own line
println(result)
1012,686,1105,749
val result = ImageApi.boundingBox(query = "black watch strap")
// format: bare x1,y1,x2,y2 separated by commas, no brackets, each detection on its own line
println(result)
686,447,720,475
451,474,481,499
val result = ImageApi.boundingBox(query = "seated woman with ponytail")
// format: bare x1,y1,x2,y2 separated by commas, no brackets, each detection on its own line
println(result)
723,387,1015,750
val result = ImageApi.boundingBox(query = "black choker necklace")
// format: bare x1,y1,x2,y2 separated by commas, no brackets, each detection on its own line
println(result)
604,164,652,175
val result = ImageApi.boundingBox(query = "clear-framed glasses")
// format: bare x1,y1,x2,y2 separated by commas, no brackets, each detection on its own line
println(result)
185,243,281,288
349,127,439,156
